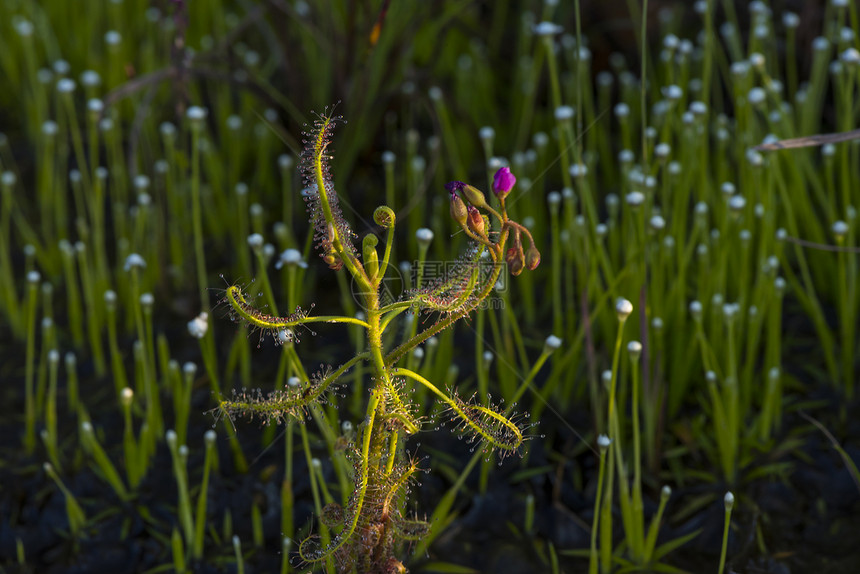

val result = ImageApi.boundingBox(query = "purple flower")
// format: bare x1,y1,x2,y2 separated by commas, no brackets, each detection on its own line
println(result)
445,181,466,192
492,167,516,198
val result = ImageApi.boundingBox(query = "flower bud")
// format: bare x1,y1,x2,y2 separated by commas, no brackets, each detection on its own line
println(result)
449,192,468,225
525,243,541,270
505,247,524,276
467,206,486,237
492,167,517,200
461,184,488,209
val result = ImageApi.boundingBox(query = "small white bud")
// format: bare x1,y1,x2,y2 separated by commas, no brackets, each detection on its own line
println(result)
416,228,434,246
544,335,562,353
187,312,209,339
124,253,146,271
626,191,645,207
275,248,308,269
555,105,575,121
534,21,563,36
615,298,633,321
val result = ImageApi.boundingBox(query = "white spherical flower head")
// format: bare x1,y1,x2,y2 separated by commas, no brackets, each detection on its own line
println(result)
615,298,633,321
547,191,562,207
427,86,443,101
124,253,146,272
187,105,208,122
121,387,134,406
488,156,506,170
649,215,666,231
415,228,434,247
662,85,683,101
749,52,765,69
382,150,396,164
569,163,588,178
479,126,495,141
614,102,630,119
748,87,766,106
275,248,308,269
277,329,294,344
413,347,425,360
730,61,750,78
724,491,735,509
627,340,642,360
654,143,671,160
625,191,645,207
690,101,707,116
140,292,154,307
183,362,197,376
555,105,575,121
226,115,242,131
247,233,264,250
544,335,562,353
689,300,703,320
87,99,104,114
187,312,209,339
42,121,59,136
15,20,34,37
597,434,612,450
205,430,217,445
663,34,679,50
278,154,294,170
729,195,747,212
841,48,860,66
721,182,736,196
57,78,76,94
105,30,122,45
534,21,563,36
832,220,849,239
288,376,301,388
782,12,799,28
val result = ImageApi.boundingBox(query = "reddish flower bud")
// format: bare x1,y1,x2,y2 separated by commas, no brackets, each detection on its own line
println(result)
493,167,517,199
467,206,486,236
449,192,468,225
525,243,541,270
505,247,524,276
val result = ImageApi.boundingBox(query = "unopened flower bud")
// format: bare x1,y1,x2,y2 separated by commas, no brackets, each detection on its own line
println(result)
449,192,468,225
467,206,486,236
616,298,633,321
505,247,524,276
461,184,488,209
525,243,541,270
492,167,517,200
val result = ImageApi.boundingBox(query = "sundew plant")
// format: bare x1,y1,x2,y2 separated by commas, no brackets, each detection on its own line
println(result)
214,111,540,572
